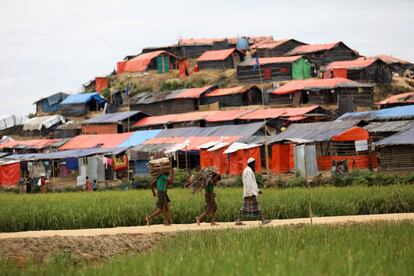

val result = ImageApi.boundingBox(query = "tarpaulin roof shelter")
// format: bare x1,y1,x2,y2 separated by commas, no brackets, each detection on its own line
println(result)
168,85,215,99
5,147,128,161
287,42,342,55
375,127,414,146
205,86,245,97
0,138,65,150
59,92,107,117
122,51,177,73
60,92,106,105
197,48,245,61
133,106,322,128
272,78,369,95
59,129,160,150
82,111,142,124
33,92,69,114
23,115,65,131
0,115,21,131
253,39,308,58
205,110,253,122
377,92,414,106
286,42,359,66
376,55,412,65
269,121,361,143
34,92,69,105
326,57,378,70
59,133,132,150
337,105,414,122
178,36,273,46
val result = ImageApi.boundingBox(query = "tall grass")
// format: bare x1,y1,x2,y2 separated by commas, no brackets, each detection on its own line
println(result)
3,222,413,275
0,185,413,232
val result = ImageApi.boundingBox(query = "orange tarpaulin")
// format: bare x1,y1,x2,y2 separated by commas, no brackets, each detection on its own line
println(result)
0,162,20,186
333,68,348,79
271,144,294,173
317,155,370,170
228,147,261,175
200,147,229,175
95,77,108,92
332,127,369,141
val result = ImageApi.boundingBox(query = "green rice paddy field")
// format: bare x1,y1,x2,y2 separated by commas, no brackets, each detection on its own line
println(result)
1,222,413,275
0,185,413,232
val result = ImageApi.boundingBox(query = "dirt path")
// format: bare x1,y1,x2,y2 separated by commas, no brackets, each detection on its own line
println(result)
1,213,413,240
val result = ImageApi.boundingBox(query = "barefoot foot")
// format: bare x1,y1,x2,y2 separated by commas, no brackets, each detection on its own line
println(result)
196,216,201,225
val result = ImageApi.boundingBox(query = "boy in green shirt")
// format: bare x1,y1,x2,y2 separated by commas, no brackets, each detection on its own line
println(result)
145,168,174,226
196,172,221,226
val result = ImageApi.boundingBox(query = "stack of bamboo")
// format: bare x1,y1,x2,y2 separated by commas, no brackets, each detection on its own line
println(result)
186,167,217,193
148,157,171,182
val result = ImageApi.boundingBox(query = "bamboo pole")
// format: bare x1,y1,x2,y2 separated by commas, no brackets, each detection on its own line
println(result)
256,53,270,177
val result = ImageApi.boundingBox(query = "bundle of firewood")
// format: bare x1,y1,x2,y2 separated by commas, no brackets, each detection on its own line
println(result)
186,167,217,193
148,157,171,183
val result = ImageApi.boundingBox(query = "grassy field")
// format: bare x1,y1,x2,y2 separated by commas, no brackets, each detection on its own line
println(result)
1,222,413,275
0,185,413,232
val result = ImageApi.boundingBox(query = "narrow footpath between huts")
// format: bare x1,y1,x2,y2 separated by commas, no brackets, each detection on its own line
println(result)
1,213,413,239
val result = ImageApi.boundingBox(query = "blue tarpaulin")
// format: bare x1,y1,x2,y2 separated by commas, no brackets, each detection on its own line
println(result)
337,105,414,122
60,92,106,105
65,157,79,170
118,129,161,147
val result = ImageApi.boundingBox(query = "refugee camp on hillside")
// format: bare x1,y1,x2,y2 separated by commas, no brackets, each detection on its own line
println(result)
1,1,414,274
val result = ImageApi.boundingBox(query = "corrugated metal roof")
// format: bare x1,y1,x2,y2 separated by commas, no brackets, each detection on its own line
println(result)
272,78,370,95
240,56,303,66
206,86,246,97
288,42,339,55
197,48,243,61
123,50,177,73
376,55,412,65
156,122,264,138
364,120,414,133
326,57,378,70
59,133,132,150
377,92,414,105
60,93,106,105
375,127,414,146
269,121,359,143
82,111,140,124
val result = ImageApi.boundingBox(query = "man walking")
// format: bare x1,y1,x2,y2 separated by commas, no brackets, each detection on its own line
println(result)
235,157,271,226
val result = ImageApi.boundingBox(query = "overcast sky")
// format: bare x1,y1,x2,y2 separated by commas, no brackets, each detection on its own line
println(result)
1,0,413,117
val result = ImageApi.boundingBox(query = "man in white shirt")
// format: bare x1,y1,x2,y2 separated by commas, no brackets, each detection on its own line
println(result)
235,157,271,226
